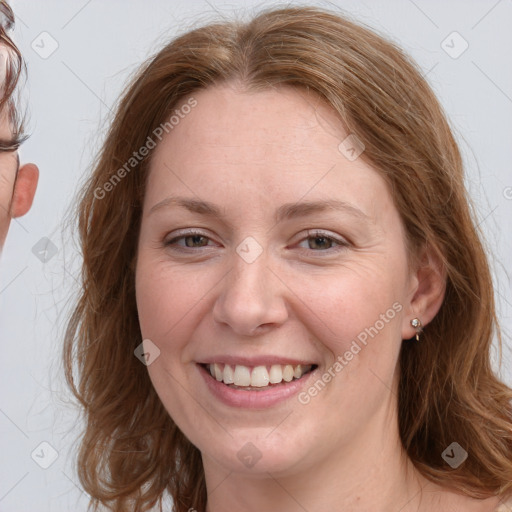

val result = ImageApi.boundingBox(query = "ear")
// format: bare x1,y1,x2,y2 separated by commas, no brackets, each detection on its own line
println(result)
401,244,446,340
10,163,38,218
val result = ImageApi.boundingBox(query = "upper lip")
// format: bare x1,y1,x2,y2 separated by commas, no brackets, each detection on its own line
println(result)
197,356,317,367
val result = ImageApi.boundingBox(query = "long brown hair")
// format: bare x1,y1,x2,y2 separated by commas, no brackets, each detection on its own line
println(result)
64,6,512,511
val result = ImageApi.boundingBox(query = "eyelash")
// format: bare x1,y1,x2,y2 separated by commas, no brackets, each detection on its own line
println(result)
163,229,349,254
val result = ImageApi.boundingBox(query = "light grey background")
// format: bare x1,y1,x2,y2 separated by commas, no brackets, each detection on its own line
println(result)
0,1,511,510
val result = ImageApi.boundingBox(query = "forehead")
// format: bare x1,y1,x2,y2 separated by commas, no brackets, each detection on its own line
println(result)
167,84,345,155
146,84,392,222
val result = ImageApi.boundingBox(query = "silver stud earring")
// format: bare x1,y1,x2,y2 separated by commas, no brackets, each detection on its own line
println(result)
411,318,422,341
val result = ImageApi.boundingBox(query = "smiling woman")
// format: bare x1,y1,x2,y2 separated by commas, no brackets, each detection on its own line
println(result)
64,5,512,512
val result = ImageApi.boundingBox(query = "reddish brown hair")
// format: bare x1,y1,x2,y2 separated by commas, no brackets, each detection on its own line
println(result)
64,6,512,511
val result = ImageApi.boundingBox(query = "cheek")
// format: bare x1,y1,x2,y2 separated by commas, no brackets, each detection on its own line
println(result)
295,268,405,417
287,259,405,357
135,253,229,377
135,254,230,446
136,256,208,341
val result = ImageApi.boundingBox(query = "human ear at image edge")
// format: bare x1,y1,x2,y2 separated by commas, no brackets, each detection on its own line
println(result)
0,161,39,253
0,1,39,254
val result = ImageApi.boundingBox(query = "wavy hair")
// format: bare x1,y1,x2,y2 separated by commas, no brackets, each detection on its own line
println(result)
0,0,25,149
64,6,512,511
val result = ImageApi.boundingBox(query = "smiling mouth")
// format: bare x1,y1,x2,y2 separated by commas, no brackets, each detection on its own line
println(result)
201,363,318,390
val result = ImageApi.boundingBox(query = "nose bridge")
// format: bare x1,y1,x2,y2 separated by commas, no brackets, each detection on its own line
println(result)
213,239,288,334
231,253,267,296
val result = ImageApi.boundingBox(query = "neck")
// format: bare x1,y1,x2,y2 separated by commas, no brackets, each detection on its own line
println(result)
203,393,433,512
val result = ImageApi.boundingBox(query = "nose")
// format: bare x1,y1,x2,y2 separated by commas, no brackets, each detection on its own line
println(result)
212,248,289,336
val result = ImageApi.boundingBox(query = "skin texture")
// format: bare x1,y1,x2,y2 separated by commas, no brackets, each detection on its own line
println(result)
135,84,501,511
0,150,38,252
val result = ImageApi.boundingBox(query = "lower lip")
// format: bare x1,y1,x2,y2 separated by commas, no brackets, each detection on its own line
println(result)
197,364,317,409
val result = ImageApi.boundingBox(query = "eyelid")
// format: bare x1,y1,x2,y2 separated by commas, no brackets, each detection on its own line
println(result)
0,136,25,152
164,228,220,249
0,144,20,152
295,229,350,251
305,229,348,241
163,228,350,253
165,227,210,239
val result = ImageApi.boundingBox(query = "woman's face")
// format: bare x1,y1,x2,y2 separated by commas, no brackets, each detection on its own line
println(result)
135,84,419,476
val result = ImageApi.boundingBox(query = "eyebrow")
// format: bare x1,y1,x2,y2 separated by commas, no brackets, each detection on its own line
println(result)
0,137,22,152
148,195,371,223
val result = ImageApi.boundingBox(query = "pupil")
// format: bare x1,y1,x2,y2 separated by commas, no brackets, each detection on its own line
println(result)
311,236,330,249
186,235,206,247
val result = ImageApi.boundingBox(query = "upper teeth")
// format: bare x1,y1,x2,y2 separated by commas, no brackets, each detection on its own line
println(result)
208,363,312,387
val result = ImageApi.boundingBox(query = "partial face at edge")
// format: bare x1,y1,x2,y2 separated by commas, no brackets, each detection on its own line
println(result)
0,47,19,251
0,44,38,255
135,84,418,476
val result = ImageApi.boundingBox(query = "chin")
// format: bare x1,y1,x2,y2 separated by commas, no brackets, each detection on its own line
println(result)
197,427,312,477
